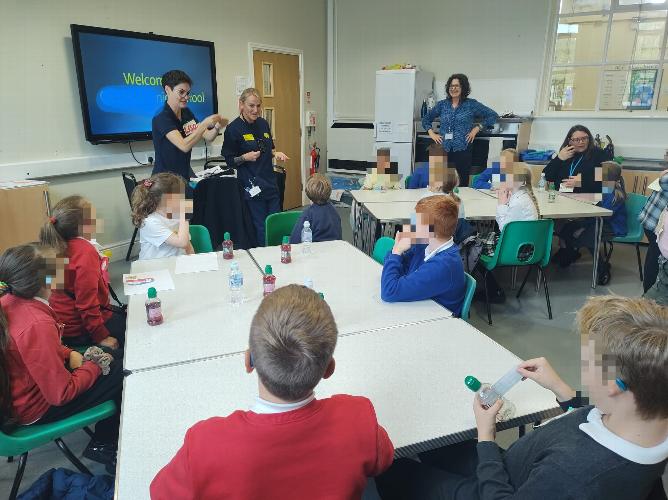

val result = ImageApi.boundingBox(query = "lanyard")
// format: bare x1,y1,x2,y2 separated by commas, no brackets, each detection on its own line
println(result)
569,156,583,177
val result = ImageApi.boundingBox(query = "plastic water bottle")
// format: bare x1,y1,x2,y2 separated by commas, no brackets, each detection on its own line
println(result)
229,261,244,306
538,173,546,192
145,287,163,326
301,221,312,254
465,366,523,421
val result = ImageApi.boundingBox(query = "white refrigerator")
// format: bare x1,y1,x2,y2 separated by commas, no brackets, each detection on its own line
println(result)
374,69,434,179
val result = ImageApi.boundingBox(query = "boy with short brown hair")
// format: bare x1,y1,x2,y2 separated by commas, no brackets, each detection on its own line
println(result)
290,174,342,244
151,284,394,499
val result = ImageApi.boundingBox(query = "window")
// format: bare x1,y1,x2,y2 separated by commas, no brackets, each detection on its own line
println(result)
548,0,668,112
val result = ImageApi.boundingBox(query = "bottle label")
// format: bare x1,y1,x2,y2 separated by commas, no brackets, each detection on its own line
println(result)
148,306,162,321
263,283,274,294
281,250,291,260
230,275,243,288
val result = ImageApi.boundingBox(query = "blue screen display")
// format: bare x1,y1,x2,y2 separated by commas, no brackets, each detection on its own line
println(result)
74,29,216,141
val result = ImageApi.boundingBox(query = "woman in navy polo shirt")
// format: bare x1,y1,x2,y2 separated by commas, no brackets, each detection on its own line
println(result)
421,73,498,187
151,70,227,196
222,88,289,246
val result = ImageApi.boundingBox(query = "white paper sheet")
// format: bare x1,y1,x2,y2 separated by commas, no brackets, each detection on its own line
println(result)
123,269,175,296
648,177,661,192
174,253,219,275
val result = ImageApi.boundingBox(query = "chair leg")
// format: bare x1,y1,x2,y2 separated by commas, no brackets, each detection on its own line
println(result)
516,266,532,299
541,268,553,320
125,227,138,262
483,270,492,325
9,452,28,500
83,426,95,439
635,243,643,282
54,438,92,475
7,455,13,462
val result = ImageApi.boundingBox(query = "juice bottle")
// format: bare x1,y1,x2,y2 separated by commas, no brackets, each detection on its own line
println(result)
145,287,163,326
281,236,292,264
263,265,276,296
222,232,234,260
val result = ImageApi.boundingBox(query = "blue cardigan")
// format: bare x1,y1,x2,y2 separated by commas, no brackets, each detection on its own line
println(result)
408,163,429,189
381,243,466,317
290,202,342,244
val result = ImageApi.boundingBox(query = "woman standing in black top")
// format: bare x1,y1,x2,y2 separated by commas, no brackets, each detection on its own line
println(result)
543,125,605,193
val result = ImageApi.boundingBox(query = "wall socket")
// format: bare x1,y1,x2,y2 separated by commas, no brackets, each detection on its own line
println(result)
142,152,154,165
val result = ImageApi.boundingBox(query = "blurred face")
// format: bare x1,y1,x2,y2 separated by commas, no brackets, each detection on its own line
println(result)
161,193,183,217
166,83,191,110
240,94,261,122
377,154,390,173
569,130,589,153
43,255,67,297
81,204,102,239
429,155,446,188
448,79,462,99
411,211,434,242
581,337,616,414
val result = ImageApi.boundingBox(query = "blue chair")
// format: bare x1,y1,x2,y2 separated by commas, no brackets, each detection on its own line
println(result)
603,193,648,282
461,272,477,320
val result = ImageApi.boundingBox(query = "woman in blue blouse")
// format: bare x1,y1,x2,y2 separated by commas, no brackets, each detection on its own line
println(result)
421,74,498,186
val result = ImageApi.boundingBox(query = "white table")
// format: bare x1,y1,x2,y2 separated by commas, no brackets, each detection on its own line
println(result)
116,318,560,498
248,240,453,334
124,251,264,372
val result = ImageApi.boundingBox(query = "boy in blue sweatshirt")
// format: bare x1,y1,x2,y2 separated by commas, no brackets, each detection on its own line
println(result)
290,174,342,244
381,195,466,316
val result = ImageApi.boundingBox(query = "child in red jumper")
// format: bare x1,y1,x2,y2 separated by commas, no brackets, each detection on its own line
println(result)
39,195,124,352
151,284,395,499
0,244,123,471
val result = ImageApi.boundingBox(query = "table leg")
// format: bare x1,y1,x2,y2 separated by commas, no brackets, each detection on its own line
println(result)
591,217,603,289
519,425,526,438
352,200,360,249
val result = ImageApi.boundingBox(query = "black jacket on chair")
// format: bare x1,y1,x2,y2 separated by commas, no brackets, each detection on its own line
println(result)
191,176,258,250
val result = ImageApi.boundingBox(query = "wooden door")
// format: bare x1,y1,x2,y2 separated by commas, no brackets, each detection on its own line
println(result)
253,50,302,210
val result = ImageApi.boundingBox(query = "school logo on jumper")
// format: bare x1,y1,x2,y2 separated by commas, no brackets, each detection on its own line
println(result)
183,120,197,136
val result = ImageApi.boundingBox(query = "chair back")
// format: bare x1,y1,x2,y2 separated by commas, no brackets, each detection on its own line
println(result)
621,192,648,241
470,173,481,188
404,175,412,189
372,236,395,264
492,220,554,269
461,272,476,320
121,172,138,206
265,211,303,246
189,225,213,253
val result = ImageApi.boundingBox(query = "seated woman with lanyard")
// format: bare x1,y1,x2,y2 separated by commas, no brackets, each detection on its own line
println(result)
222,88,289,247
542,125,606,194
151,69,227,198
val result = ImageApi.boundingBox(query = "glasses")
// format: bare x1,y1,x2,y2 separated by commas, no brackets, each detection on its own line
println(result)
176,88,191,98
449,85,461,89
569,137,589,144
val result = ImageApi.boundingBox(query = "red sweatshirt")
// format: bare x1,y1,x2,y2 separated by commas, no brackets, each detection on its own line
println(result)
49,238,112,343
150,395,394,500
2,295,101,424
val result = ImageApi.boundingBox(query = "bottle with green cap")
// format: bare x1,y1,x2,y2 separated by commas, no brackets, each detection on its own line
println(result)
145,287,163,326
263,265,276,296
281,236,292,264
222,232,234,260
465,366,523,421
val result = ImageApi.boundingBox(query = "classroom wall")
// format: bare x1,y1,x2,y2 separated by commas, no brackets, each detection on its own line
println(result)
327,0,668,165
0,0,327,257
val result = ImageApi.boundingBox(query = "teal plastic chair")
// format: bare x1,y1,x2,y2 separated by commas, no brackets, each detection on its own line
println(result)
470,173,481,188
479,220,554,325
265,211,303,246
372,236,395,264
1,401,116,500
604,193,648,282
189,225,213,253
404,175,412,189
461,272,477,320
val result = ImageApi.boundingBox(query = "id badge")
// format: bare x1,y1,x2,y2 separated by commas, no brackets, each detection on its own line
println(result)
248,185,262,198
444,132,454,140
559,184,574,193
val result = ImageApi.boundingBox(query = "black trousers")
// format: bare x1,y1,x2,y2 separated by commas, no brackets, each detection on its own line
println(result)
644,229,660,293
449,147,473,187
37,361,124,444
376,441,481,500
63,310,126,358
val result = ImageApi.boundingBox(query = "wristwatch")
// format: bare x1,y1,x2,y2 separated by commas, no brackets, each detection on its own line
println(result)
476,123,485,132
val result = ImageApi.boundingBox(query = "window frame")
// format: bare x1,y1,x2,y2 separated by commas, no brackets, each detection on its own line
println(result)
539,0,668,117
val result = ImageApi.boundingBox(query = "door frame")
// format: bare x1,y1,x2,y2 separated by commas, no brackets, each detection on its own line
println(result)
248,42,306,206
